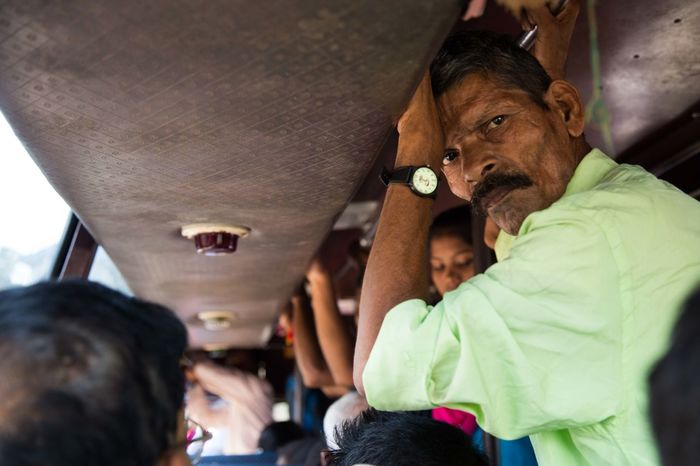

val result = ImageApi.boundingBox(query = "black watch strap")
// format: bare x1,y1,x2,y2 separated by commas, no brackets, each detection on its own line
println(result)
379,165,438,199
380,166,413,186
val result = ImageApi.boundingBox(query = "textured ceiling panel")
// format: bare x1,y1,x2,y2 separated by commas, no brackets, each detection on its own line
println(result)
0,0,463,346
564,0,700,155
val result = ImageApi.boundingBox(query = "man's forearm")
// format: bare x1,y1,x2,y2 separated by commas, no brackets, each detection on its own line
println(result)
308,274,355,386
291,294,336,388
354,141,436,393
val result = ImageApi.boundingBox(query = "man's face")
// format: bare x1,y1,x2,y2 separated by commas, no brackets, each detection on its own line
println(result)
437,73,580,235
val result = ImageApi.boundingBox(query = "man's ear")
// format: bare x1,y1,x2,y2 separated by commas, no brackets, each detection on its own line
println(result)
545,80,585,137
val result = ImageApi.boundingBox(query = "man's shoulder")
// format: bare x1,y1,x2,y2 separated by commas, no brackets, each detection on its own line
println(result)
520,162,698,239
599,162,667,191
556,162,695,219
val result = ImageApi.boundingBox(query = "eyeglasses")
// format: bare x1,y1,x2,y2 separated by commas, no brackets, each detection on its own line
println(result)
187,418,213,463
169,417,213,465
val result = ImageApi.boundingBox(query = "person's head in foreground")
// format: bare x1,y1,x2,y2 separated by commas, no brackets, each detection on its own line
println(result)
429,205,475,296
0,281,191,466
649,286,700,466
323,391,370,450
325,409,486,466
431,30,589,236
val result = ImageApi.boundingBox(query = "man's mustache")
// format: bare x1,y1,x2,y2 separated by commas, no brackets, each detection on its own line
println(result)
471,172,534,215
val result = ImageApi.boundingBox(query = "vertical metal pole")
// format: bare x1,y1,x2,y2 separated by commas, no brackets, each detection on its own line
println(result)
50,214,79,279
55,218,98,280
470,211,500,466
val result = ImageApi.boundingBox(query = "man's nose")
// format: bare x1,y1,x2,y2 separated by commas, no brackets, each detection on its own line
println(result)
461,154,498,187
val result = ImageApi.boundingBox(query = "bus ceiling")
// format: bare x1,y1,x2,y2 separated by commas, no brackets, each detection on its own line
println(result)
0,0,698,347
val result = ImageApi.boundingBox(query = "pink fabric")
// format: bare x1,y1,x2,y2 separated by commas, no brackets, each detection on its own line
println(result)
432,407,478,436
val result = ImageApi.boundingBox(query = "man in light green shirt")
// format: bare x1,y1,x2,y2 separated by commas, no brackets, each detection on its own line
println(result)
353,31,700,466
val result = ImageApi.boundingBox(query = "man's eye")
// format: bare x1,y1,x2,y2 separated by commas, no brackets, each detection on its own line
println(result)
487,115,506,130
442,150,458,166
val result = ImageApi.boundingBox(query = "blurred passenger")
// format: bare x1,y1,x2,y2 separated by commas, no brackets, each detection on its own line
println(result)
0,281,193,466
326,409,487,466
429,206,478,436
649,286,700,466
290,254,369,442
429,205,476,298
304,256,372,445
291,263,353,396
277,435,326,466
282,289,338,434
304,258,355,388
186,351,274,455
258,421,305,453
258,419,325,466
429,205,537,466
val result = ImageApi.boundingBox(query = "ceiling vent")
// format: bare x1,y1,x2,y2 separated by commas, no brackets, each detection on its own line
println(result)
181,223,251,256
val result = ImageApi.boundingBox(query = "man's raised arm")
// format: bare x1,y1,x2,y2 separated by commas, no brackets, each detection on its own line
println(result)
353,74,445,394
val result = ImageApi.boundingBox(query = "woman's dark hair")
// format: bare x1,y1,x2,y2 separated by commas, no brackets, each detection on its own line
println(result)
258,421,305,452
0,281,187,466
430,30,552,107
327,409,486,466
429,205,473,246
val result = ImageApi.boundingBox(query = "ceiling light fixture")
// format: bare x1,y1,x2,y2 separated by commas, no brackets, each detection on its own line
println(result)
196,310,237,331
181,223,251,256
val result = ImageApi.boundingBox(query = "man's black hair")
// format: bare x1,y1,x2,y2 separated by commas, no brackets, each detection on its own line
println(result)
326,408,486,466
0,281,188,466
649,286,700,466
429,204,473,246
430,30,552,107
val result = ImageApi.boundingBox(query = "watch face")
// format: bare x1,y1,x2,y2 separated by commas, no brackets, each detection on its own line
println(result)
412,167,438,195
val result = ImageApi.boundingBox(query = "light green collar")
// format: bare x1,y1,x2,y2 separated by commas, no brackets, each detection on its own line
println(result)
561,148,617,199
494,229,516,262
494,148,616,261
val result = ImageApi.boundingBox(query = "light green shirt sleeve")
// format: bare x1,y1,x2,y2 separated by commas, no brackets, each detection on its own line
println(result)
363,204,625,440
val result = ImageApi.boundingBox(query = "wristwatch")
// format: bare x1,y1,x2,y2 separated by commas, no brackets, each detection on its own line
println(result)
380,165,439,199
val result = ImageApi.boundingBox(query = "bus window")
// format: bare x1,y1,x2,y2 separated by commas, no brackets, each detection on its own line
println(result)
88,246,132,295
0,111,70,290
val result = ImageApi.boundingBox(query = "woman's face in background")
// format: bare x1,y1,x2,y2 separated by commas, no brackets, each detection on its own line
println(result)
430,234,475,296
